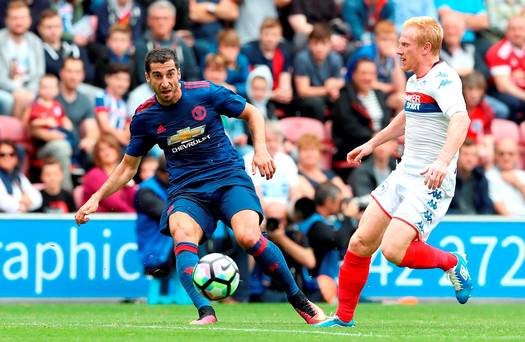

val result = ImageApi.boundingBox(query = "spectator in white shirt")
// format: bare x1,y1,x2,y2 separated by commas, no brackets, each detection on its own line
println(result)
486,138,525,216
244,120,300,219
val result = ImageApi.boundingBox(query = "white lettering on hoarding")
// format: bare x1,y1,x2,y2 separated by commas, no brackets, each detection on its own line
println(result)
35,242,64,294
3,242,28,280
116,243,139,281
70,228,96,280
103,229,111,280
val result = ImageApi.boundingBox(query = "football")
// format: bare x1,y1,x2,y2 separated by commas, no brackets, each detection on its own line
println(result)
192,253,240,300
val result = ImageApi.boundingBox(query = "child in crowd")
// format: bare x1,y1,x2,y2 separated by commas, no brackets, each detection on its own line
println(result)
204,54,252,156
246,65,275,120
462,71,495,168
28,74,74,190
36,158,76,213
216,29,249,97
95,63,132,146
93,25,135,88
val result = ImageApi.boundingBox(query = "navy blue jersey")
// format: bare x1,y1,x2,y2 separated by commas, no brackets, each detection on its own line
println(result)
126,81,248,195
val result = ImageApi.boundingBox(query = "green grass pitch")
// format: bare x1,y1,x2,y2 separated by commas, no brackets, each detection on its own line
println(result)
0,303,524,341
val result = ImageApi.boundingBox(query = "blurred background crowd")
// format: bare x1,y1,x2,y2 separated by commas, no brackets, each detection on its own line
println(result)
1,0,525,304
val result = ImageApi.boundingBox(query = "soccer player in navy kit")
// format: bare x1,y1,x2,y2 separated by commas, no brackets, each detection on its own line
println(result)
75,48,326,325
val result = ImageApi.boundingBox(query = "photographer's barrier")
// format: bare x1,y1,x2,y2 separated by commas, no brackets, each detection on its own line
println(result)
0,214,524,299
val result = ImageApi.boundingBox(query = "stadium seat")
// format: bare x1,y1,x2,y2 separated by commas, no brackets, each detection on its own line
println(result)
279,117,325,144
491,119,520,142
321,120,335,169
519,122,525,168
0,116,29,143
519,122,525,143
73,185,84,209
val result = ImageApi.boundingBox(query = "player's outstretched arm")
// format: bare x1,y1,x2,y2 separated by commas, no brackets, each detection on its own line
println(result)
421,111,470,189
239,103,276,180
75,154,142,225
347,111,406,167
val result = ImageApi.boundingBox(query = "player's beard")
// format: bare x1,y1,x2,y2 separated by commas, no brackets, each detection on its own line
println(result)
159,83,178,104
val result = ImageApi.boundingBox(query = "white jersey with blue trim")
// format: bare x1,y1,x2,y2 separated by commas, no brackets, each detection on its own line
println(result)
399,61,467,176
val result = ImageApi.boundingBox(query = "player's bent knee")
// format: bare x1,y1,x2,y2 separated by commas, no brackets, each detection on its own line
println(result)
169,215,200,243
380,243,404,265
235,225,261,249
348,234,376,256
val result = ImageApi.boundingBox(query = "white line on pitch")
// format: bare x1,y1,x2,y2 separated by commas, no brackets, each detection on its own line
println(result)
2,322,522,340
0,322,383,337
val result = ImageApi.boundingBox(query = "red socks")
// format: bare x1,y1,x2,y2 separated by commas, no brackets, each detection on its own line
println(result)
398,240,457,271
336,251,371,323
336,242,457,322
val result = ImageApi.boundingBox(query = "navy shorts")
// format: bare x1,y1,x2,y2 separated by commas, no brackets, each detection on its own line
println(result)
159,182,263,240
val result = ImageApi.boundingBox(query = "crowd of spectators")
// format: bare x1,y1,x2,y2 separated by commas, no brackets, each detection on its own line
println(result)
2,0,525,303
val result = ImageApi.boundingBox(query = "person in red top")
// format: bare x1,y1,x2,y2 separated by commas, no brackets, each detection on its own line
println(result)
28,73,74,190
485,15,525,123
462,71,495,168
81,134,136,213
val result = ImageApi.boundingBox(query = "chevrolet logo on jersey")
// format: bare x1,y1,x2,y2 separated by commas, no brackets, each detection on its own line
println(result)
167,125,206,145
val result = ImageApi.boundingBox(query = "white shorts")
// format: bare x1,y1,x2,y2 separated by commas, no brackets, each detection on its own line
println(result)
370,167,455,241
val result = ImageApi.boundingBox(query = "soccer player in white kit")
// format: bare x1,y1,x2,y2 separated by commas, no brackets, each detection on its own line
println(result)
316,17,474,328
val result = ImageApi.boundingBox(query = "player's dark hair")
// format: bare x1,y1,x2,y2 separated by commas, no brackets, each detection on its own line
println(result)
145,48,179,73
314,182,341,206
